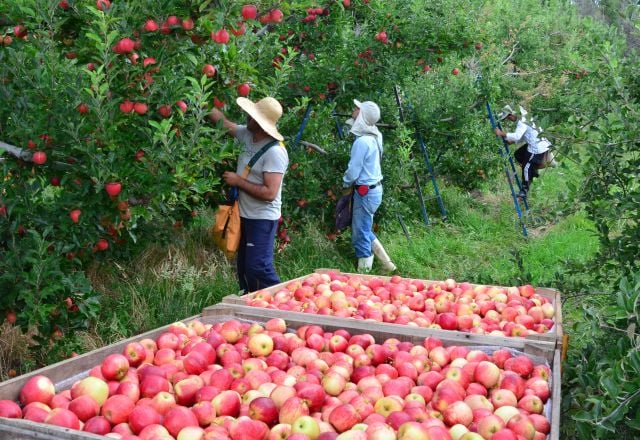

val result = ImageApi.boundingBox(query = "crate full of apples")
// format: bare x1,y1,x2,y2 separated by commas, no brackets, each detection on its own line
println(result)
0,307,560,440
226,270,562,345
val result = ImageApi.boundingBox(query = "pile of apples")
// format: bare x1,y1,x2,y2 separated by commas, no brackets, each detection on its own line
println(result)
246,273,556,338
0,318,552,440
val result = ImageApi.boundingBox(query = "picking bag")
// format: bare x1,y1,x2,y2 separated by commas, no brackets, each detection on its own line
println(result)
212,140,283,258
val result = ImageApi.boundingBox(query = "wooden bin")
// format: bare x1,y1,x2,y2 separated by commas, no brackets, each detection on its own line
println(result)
222,269,564,352
0,304,561,439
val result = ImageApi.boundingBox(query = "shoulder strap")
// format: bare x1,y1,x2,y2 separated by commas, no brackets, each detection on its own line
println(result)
242,140,284,177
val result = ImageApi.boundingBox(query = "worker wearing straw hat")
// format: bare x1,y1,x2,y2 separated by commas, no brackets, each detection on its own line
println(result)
210,96,288,293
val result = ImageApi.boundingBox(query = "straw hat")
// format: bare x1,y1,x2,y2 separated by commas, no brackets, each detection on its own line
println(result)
236,97,284,141
498,105,516,121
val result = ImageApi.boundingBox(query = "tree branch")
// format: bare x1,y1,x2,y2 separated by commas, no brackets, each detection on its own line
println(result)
501,42,519,65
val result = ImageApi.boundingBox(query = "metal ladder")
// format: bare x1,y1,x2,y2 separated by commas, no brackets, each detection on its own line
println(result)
486,101,529,237
394,85,448,225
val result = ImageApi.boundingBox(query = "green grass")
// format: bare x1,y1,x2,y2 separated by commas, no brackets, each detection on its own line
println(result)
88,155,600,349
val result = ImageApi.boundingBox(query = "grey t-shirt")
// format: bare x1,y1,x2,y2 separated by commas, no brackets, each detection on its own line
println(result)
235,125,288,220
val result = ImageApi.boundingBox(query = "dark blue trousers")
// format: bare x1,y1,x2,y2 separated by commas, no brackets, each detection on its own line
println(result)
237,217,281,293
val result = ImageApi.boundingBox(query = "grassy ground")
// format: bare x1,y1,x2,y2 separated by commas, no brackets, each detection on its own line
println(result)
87,156,598,347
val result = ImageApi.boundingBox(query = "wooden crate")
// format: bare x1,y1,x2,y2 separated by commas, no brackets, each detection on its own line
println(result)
222,268,564,352
0,304,561,439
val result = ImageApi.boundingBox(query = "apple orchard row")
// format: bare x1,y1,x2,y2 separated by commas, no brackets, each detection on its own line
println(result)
245,273,557,338
0,317,552,440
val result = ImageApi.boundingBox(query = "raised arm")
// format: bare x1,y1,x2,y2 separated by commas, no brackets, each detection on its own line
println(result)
209,108,239,137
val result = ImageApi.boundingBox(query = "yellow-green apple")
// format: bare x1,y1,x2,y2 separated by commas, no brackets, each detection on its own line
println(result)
279,396,310,424
44,408,80,429
249,397,279,426
70,376,108,406
164,405,199,437
494,405,520,424
541,303,555,319
476,413,506,438
449,423,470,440
269,423,292,440
328,404,361,433
0,400,22,418
518,394,544,414
68,395,99,422
397,421,430,440
322,372,347,396
83,415,111,435
506,413,536,439
248,333,274,357
101,353,129,381
459,432,484,440
101,395,135,425
444,366,471,389
491,389,518,409
373,396,404,417
20,375,56,406
474,360,501,388
291,415,320,439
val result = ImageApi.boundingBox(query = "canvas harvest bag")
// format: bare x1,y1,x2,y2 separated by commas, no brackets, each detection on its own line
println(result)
335,188,354,231
212,140,282,258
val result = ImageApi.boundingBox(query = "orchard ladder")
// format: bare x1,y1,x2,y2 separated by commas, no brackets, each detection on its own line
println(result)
394,85,448,226
486,101,529,237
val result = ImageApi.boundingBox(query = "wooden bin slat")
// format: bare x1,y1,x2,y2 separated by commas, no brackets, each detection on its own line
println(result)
222,268,563,350
0,304,561,440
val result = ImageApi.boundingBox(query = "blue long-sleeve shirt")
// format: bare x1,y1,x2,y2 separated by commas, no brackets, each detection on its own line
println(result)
343,135,383,187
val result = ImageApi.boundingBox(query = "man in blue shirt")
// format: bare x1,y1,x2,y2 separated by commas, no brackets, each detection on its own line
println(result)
343,100,396,273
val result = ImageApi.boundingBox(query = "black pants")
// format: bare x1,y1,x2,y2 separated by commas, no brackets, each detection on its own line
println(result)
237,217,281,293
514,145,545,191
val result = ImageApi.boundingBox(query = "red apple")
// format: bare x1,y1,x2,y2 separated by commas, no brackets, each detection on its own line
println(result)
44,407,80,429
0,400,22,418
101,394,135,425
20,375,56,406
